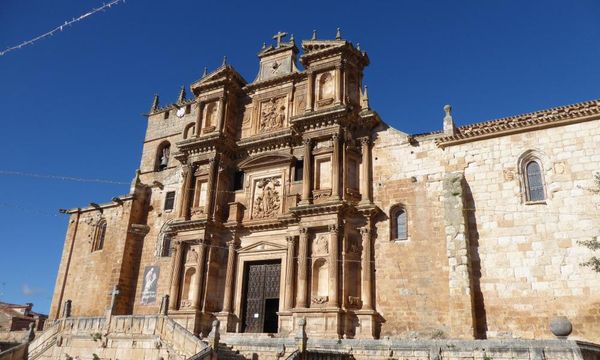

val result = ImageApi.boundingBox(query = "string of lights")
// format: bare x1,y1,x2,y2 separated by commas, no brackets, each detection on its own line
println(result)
0,170,129,185
0,0,125,57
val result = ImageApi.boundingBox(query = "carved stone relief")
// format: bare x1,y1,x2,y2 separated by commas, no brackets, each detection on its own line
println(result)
252,176,282,219
312,234,329,255
259,97,286,132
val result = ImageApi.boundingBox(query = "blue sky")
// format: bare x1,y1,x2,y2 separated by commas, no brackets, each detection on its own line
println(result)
1,0,599,314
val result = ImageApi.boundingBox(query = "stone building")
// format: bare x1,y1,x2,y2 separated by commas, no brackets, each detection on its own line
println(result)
38,31,600,359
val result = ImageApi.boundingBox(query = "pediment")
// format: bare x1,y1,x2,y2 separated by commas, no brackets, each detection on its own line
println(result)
238,152,294,170
238,240,287,254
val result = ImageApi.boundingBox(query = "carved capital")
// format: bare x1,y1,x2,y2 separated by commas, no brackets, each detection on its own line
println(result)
360,226,371,237
285,236,296,245
298,227,308,236
303,138,312,147
359,136,371,146
226,240,239,249
328,223,339,234
331,133,339,141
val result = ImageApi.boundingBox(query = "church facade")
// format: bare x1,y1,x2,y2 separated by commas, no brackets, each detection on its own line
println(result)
48,31,600,345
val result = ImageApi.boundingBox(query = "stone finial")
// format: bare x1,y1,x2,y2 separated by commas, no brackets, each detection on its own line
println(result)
262,42,267,49
221,56,227,67
290,33,295,45
159,295,169,315
177,85,186,104
63,299,72,318
550,316,573,338
202,66,208,78
311,29,317,40
443,104,456,136
356,42,361,51
207,319,220,349
150,94,159,113
336,27,342,40
360,85,370,110
25,322,35,342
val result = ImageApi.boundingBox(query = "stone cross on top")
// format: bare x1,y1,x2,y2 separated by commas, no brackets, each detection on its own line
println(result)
273,31,288,48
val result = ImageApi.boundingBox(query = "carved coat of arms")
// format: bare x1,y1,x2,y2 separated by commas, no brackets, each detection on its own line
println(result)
252,177,282,219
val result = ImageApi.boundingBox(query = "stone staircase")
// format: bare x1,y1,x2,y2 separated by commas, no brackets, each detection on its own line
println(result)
27,315,212,360
216,344,246,360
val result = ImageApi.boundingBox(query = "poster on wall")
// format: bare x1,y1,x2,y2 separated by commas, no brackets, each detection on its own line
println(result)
141,266,159,305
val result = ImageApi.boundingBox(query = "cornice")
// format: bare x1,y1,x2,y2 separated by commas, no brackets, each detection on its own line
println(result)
435,99,600,148
66,194,135,214
244,72,306,93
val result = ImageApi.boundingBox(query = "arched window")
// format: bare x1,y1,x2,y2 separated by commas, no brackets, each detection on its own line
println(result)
92,219,106,252
390,206,408,241
525,160,545,201
155,142,170,171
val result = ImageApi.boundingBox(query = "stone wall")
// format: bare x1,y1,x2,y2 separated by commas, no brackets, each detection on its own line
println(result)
48,190,148,319
371,119,600,341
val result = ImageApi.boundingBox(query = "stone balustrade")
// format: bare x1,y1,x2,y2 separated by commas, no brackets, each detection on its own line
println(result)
27,315,211,360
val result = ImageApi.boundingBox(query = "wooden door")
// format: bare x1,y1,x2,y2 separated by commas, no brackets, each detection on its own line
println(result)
243,261,281,333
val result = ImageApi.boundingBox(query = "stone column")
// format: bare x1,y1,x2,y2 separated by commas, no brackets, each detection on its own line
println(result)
359,137,372,205
306,72,314,112
328,224,340,307
334,66,342,105
285,236,296,310
331,133,341,200
206,157,219,218
177,165,193,219
360,226,373,310
296,228,309,308
217,95,227,133
300,139,312,205
222,239,238,313
192,242,207,310
202,240,213,312
169,242,184,310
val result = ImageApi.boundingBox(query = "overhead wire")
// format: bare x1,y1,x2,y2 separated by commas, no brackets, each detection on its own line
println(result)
0,0,125,57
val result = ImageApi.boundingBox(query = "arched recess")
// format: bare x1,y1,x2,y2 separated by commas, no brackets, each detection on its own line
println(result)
155,141,171,171
318,72,334,100
183,122,196,139
181,267,197,307
312,258,329,299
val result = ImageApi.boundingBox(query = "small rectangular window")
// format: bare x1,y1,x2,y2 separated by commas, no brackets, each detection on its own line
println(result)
164,191,176,211
294,160,304,181
185,105,191,114
163,111,170,119
233,171,244,191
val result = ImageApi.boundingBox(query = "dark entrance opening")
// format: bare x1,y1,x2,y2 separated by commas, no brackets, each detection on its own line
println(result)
263,298,279,333
241,260,281,333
